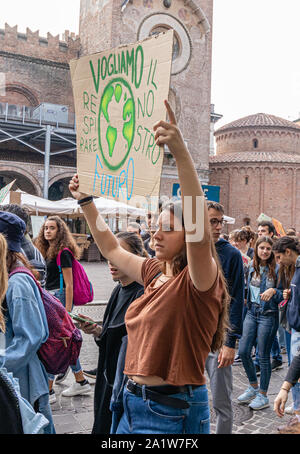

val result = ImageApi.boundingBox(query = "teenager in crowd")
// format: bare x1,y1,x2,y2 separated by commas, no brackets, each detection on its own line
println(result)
238,236,283,410
35,216,91,402
0,211,55,433
205,202,244,434
0,204,47,286
69,100,230,434
272,236,300,432
79,232,146,434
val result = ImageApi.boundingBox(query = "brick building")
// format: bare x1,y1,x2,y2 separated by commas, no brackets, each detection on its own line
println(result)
0,0,214,201
209,113,300,231
0,24,80,199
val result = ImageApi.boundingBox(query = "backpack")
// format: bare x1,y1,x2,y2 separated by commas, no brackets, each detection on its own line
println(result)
56,248,94,306
287,259,300,332
9,267,82,375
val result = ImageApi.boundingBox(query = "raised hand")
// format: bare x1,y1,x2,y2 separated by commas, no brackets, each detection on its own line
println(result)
69,174,89,201
153,100,187,159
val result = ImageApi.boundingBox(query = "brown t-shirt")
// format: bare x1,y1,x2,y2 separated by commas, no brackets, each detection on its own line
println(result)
124,258,224,386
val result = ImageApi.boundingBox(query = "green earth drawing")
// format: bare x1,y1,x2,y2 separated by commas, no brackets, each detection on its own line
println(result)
98,78,135,171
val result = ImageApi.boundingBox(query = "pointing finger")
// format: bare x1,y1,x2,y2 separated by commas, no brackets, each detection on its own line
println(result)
164,99,177,125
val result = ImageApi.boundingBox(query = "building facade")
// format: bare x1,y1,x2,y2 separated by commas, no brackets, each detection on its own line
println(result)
0,0,214,201
209,113,300,231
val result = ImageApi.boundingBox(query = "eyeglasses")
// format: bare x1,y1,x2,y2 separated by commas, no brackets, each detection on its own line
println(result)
210,218,226,227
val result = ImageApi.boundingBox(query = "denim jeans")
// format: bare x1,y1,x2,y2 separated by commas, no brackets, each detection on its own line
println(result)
48,289,82,381
290,329,300,411
254,333,282,366
116,384,210,434
239,307,279,393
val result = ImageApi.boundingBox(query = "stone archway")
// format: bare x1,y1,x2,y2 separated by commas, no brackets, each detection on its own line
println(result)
0,166,42,196
4,83,39,107
48,173,74,201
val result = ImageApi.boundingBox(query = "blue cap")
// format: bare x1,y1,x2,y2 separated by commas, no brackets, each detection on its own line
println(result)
0,211,26,252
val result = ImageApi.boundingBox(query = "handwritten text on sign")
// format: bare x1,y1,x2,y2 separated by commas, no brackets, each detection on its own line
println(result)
70,31,173,209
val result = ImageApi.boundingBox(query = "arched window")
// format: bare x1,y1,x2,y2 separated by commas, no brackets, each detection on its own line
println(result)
245,176,249,185
253,139,258,149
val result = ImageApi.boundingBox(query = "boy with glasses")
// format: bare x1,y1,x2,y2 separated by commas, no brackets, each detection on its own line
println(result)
205,202,244,434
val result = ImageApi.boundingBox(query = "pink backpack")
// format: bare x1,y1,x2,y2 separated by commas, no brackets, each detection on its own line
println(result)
56,248,94,306
9,267,82,375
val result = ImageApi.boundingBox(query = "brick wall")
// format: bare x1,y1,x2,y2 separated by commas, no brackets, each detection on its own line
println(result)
215,129,300,155
0,24,80,64
209,164,300,231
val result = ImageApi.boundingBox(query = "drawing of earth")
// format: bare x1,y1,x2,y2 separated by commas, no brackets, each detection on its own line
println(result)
98,78,136,171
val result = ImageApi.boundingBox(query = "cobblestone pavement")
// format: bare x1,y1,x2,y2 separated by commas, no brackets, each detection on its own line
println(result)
51,261,294,435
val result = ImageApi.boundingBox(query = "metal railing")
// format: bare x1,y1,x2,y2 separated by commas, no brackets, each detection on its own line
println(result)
0,102,76,130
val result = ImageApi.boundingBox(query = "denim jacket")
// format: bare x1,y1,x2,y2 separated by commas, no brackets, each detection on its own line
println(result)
3,272,49,405
246,263,283,314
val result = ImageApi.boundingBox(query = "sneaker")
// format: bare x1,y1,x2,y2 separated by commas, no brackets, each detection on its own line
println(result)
271,359,283,371
234,354,242,363
285,404,295,415
277,416,300,434
255,364,261,376
55,367,70,384
61,380,92,397
237,386,259,404
83,368,97,380
49,389,56,405
249,393,269,410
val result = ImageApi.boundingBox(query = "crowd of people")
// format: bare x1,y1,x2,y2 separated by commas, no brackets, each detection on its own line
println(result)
0,100,300,435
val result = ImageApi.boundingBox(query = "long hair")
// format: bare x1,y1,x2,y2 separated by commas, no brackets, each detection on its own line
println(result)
6,251,40,281
0,234,8,333
35,216,80,261
253,236,276,281
273,236,300,287
160,201,230,352
116,232,149,258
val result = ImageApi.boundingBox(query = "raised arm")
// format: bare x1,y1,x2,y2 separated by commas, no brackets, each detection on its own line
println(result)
69,177,145,285
153,100,217,292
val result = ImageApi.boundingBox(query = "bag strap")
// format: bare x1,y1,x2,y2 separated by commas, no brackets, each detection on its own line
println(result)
56,248,74,296
8,267,43,298
56,248,74,267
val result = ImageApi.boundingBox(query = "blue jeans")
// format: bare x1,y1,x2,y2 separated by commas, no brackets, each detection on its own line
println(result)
239,307,279,393
116,384,210,434
254,333,282,366
48,289,82,381
290,329,300,411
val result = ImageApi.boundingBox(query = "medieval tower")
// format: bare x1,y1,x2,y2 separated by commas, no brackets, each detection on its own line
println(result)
79,0,214,197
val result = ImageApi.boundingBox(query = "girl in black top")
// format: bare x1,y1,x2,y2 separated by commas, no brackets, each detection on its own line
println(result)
36,216,91,401
78,232,147,434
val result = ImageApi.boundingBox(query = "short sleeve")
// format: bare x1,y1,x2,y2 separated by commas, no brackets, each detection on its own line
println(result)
60,250,73,268
141,258,162,288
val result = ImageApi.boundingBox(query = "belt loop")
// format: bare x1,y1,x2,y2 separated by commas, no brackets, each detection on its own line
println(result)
188,385,194,398
142,385,147,402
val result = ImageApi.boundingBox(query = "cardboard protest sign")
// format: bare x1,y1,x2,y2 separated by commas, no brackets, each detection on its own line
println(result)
70,30,174,212
0,180,16,204
272,218,286,237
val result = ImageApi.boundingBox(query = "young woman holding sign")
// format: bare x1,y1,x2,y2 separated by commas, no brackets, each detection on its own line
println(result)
69,100,230,434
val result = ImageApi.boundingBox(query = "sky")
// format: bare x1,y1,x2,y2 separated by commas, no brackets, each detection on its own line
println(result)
0,0,299,128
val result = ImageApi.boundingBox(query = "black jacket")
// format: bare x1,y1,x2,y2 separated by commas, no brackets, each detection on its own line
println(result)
0,369,24,434
215,239,245,349
92,281,144,434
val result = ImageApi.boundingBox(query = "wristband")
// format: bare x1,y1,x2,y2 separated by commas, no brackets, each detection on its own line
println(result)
78,196,93,206
280,387,290,392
